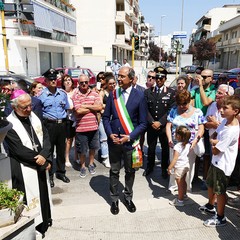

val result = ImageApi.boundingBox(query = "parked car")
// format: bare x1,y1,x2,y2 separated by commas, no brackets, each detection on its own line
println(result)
182,65,198,74
214,68,240,89
0,72,34,89
166,64,179,74
34,67,96,88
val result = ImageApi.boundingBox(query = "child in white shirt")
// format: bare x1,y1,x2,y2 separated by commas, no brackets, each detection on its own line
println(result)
199,95,240,227
168,126,191,207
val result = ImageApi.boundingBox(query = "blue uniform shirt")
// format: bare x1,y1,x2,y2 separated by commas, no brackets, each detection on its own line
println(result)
38,87,70,120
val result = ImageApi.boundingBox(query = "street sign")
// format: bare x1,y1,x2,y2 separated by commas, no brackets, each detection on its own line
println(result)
173,31,187,39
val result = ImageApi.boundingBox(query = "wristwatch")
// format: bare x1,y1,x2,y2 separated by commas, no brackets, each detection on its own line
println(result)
127,135,131,142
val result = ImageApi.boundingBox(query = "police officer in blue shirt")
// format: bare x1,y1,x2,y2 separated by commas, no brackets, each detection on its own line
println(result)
38,69,70,187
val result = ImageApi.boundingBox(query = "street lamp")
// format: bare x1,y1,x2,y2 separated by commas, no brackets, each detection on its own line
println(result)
159,15,166,63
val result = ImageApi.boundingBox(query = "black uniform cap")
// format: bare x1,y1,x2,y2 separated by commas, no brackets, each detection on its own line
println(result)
43,68,58,80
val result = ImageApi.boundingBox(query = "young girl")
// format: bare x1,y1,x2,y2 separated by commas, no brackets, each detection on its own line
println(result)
168,126,191,207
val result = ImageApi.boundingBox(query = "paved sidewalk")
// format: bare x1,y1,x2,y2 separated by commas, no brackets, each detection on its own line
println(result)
44,149,240,240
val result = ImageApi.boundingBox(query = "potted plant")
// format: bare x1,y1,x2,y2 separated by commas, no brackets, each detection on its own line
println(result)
0,182,24,228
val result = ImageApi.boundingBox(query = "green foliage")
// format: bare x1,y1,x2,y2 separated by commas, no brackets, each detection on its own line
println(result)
0,182,24,212
148,42,160,62
188,38,216,65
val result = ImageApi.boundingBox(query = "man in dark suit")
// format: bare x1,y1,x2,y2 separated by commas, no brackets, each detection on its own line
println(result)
103,66,148,215
143,67,175,178
132,75,145,92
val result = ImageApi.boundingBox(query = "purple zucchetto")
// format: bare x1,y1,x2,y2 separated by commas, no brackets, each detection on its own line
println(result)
10,89,27,100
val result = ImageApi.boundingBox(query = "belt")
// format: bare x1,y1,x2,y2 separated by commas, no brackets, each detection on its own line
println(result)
44,118,66,124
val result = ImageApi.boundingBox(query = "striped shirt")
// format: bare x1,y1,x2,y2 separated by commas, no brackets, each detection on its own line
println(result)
72,88,101,132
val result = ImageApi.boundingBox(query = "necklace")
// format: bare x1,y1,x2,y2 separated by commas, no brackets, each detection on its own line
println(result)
26,125,39,151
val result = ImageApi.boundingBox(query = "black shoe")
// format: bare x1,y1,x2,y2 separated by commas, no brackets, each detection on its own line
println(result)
124,199,136,213
110,201,119,215
143,168,153,176
56,174,70,183
50,179,54,188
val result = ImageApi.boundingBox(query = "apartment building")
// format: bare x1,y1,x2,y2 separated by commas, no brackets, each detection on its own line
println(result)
70,0,146,68
216,15,240,69
190,5,240,44
0,0,77,76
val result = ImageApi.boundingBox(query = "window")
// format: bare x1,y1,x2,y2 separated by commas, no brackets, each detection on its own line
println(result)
83,47,92,54
225,33,228,41
231,31,237,39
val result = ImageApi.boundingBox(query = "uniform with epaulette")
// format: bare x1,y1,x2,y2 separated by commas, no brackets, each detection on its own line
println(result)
143,67,175,178
38,69,70,187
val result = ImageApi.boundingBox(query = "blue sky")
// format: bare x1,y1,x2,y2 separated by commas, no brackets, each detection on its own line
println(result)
139,0,238,49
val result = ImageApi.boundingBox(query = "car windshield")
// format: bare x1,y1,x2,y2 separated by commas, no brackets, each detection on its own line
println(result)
68,69,83,78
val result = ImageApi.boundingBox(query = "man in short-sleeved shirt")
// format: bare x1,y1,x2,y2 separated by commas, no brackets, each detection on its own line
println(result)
72,74,102,178
191,69,216,116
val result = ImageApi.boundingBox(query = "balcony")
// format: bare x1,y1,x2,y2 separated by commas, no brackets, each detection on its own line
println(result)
223,40,230,46
13,21,76,44
216,42,222,47
115,11,125,23
129,7,138,22
43,0,76,15
230,38,240,45
115,34,125,45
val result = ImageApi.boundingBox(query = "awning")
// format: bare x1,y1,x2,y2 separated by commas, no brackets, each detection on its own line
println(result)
64,17,76,36
50,11,64,32
33,3,53,33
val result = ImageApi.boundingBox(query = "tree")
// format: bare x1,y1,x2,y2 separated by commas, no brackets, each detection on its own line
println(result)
188,38,216,66
148,42,160,62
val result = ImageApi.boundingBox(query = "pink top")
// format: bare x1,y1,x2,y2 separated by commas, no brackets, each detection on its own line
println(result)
72,88,101,132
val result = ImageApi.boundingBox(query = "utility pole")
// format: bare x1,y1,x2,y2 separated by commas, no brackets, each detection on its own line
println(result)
0,0,9,72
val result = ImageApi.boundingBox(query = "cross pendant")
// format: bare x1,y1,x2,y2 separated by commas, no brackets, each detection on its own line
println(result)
32,143,39,152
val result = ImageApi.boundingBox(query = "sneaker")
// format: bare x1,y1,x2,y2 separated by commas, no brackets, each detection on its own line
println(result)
169,198,184,207
199,204,216,215
184,194,189,201
203,215,227,227
79,167,87,178
102,158,110,168
88,164,96,175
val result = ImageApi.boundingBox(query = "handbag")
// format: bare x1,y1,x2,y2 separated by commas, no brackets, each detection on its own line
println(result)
193,137,205,157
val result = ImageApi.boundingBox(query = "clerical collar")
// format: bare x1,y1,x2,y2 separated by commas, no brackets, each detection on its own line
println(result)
14,111,30,123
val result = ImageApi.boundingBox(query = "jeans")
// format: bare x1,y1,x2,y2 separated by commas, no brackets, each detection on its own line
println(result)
99,119,109,159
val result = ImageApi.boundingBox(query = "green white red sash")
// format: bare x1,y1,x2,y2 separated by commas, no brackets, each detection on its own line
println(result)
113,88,143,168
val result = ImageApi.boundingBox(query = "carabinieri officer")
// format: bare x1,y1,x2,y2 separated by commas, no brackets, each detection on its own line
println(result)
38,69,70,187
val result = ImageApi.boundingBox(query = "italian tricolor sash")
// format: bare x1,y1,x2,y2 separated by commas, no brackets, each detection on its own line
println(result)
113,88,143,168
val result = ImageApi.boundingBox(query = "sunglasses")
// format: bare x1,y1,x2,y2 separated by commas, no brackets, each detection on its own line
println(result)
99,77,105,80
49,79,57,81
147,75,156,79
201,75,211,79
156,77,164,80
79,81,89,85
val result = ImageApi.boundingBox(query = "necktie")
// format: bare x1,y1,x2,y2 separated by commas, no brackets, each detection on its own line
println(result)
121,90,126,103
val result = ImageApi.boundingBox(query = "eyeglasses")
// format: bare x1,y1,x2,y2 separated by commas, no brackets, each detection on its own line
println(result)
79,81,89,85
147,75,156,79
17,104,32,111
201,75,211,79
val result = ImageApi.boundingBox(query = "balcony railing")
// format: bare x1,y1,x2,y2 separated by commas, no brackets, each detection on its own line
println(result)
15,22,76,44
43,0,76,14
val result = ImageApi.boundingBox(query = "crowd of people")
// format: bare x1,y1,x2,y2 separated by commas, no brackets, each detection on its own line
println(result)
1,63,240,237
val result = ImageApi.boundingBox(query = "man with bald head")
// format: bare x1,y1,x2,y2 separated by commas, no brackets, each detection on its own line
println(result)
191,69,216,189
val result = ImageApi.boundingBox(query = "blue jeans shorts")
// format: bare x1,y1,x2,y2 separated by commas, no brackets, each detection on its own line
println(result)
75,130,99,155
